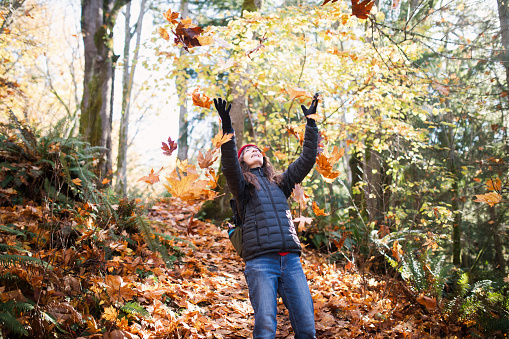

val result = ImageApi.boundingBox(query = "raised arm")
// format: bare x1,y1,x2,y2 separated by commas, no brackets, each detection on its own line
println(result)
280,94,320,197
214,98,246,200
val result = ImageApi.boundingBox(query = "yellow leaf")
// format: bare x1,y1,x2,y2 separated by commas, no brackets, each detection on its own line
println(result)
211,130,233,149
72,178,82,186
474,192,502,207
274,151,286,160
197,35,214,46
102,306,118,322
157,28,170,41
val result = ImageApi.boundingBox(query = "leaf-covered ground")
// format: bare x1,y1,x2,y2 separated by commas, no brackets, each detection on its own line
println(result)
147,198,463,339
1,197,465,338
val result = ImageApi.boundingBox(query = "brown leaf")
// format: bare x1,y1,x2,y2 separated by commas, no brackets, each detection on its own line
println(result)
197,149,218,169
174,21,204,51
288,87,312,101
352,0,375,20
162,136,178,156
417,294,437,311
392,240,403,262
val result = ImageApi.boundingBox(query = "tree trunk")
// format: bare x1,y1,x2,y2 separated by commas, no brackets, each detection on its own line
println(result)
489,206,506,274
115,0,146,195
80,0,130,178
177,0,189,161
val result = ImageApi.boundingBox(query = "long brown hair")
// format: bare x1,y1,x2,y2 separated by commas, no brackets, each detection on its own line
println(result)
239,148,282,190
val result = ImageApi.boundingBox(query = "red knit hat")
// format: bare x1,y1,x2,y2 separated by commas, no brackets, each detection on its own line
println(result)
238,144,260,159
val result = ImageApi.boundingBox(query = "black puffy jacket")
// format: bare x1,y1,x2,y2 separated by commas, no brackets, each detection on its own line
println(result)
221,123,318,261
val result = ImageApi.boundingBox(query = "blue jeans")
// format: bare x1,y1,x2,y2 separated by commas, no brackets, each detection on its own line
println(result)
244,253,316,339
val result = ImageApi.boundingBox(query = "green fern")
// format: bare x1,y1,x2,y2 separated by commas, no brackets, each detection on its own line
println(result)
0,254,53,270
0,300,30,336
0,224,26,238
155,232,196,250
135,215,173,266
121,301,150,319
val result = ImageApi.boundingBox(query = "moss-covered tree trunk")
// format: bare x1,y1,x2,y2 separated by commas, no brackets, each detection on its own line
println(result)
80,0,130,178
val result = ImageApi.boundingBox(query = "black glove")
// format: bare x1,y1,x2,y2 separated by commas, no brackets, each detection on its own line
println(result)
214,98,232,132
301,93,319,127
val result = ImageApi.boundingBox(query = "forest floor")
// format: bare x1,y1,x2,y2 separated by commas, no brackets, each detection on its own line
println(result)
146,198,465,339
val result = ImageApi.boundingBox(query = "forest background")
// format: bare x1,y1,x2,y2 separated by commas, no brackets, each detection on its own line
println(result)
1,0,509,337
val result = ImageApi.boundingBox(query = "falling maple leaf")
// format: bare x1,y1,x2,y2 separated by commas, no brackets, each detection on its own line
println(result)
292,184,309,210
351,0,375,20
72,178,82,186
162,136,178,156
197,149,218,169
163,9,180,24
137,167,163,185
217,58,235,72
294,215,313,229
273,151,286,160
191,88,213,109
211,130,233,149
312,201,330,216
173,20,204,51
158,27,170,41
474,192,502,207
288,87,312,101
321,0,339,5
486,178,502,191
315,147,343,183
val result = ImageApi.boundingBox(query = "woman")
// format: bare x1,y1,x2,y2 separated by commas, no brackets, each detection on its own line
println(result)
214,95,319,339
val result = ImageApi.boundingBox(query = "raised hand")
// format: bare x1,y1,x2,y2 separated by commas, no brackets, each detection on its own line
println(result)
214,98,232,130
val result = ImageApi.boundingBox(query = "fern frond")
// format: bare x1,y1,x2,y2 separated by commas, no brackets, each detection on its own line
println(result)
0,254,53,270
0,224,27,238
135,215,173,266
0,310,28,336
121,301,150,319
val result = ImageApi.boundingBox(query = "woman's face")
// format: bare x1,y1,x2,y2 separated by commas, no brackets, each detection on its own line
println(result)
242,146,263,169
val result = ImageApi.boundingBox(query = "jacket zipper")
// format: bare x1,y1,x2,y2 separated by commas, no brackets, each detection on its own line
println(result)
258,169,286,252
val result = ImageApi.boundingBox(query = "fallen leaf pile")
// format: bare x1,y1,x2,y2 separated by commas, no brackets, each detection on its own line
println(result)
0,198,468,338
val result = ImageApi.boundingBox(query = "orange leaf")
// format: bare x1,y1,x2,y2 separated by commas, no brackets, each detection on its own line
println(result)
101,178,111,185
212,130,233,149
474,192,502,207
312,201,330,216
137,167,163,185
273,151,286,160
197,149,218,169
392,240,403,262
191,88,213,109
288,87,312,101
163,9,179,24
72,178,82,186
157,28,170,41
486,178,502,191
197,35,214,46
352,0,375,20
